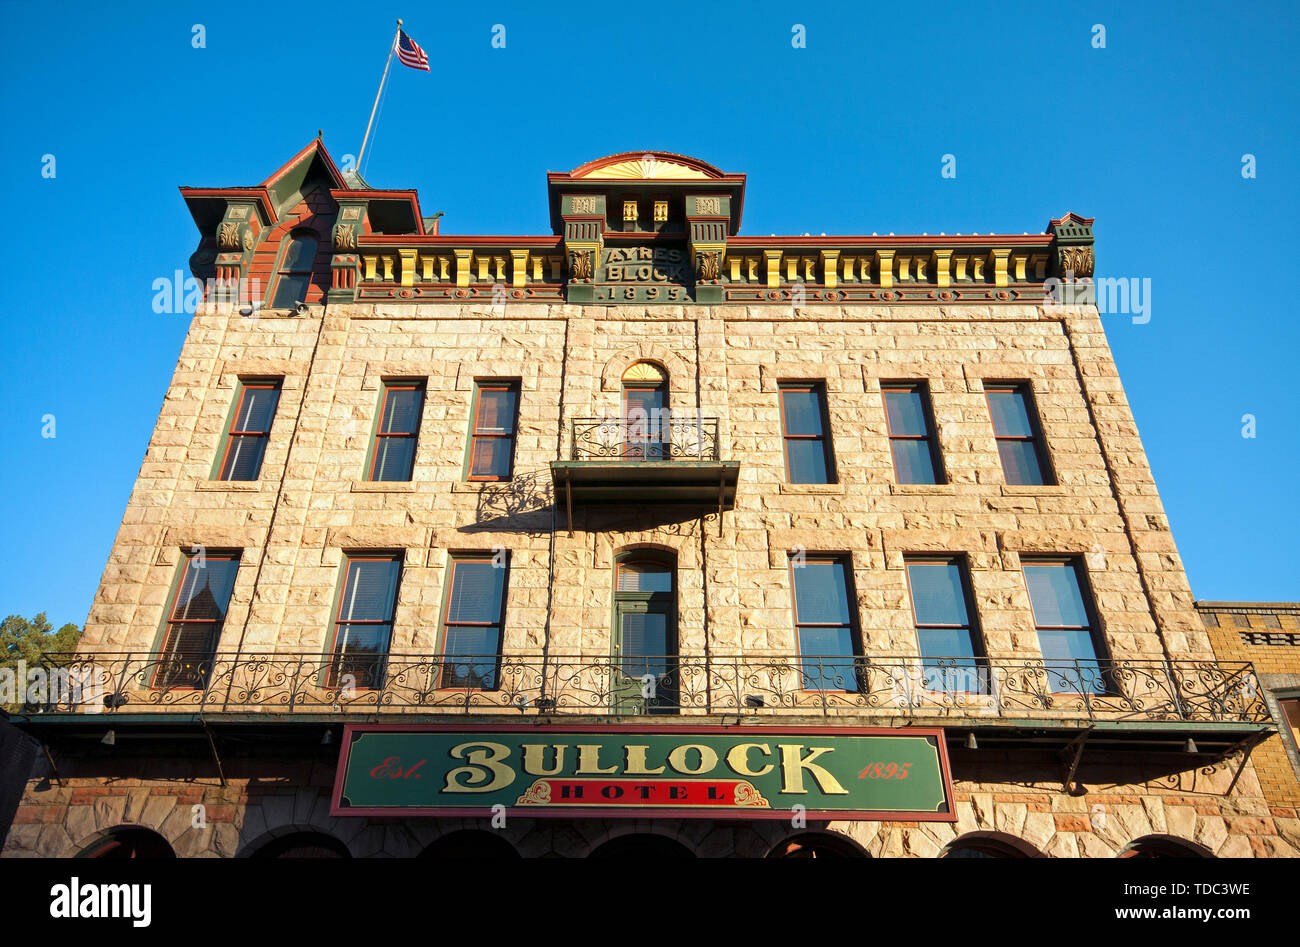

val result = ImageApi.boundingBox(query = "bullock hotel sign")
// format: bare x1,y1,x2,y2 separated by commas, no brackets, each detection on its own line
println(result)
331,725,955,821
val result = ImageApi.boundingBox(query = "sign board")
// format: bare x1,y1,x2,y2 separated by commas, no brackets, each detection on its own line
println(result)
331,724,954,821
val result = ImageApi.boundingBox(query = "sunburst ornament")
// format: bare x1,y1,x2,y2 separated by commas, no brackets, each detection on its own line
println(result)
622,362,666,383
585,155,711,180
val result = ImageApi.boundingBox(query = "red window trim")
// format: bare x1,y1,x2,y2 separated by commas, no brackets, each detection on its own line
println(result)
778,384,833,484
468,383,519,482
270,230,319,306
327,555,402,690
218,381,280,481
153,551,240,690
983,382,1053,483
902,555,989,694
368,382,424,481
1020,557,1111,694
787,553,859,692
437,556,508,690
881,382,945,484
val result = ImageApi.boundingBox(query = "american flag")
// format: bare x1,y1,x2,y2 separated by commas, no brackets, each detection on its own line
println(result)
395,29,429,71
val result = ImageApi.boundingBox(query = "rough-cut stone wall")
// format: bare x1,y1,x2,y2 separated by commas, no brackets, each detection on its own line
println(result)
18,297,1284,859
5,749,1294,858
81,300,1210,666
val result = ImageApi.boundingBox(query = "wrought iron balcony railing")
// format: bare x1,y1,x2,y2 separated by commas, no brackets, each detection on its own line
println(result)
569,416,719,461
24,652,1269,725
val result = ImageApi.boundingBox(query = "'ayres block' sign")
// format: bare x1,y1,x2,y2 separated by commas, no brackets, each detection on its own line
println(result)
331,725,954,821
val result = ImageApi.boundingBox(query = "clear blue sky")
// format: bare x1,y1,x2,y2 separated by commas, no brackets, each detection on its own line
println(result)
1,0,1296,629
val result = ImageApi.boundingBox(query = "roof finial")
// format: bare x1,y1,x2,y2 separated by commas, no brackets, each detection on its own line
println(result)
316,128,322,140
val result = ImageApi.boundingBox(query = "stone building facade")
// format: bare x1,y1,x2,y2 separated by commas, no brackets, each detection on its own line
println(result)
2,142,1293,858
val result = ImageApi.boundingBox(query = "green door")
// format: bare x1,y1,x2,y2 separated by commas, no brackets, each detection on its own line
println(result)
612,560,677,714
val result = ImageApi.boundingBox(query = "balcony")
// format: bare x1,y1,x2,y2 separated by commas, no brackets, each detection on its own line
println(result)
21,651,1266,724
550,416,739,531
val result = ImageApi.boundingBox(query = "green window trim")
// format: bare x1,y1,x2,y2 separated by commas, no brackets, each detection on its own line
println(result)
211,378,282,481
462,380,520,481
363,380,426,482
322,552,403,691
149,548,242,689
436,552,510,690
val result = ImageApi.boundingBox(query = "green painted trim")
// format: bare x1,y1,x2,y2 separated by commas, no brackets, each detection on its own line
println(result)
433,551,512,675
362,380,424,482
460,380,521,482
209,378,281,481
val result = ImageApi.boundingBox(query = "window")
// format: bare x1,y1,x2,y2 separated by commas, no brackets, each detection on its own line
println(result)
368,381,424,481
622,363,668,460
985,383,1053,485
779,384,835,484
154,550,240,689
1022,558,1110,694
466,382,519,480
904,557,987,693
270,230,318,309
217,380,281,481
613,556,677,712
439,555,508,689
1281,698,1300,754
882,382,944,484
789,555,859,691
327,555,401,689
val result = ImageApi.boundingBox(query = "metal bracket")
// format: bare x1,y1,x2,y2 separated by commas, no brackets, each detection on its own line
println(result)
42,743,65,787
200,720,227,787
1060,727,1093,795
1222,730,1270,797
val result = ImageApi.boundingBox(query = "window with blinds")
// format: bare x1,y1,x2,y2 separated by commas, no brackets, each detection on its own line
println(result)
368,381,424,481
466,382,519,480
153,550,240,689
217,380,281,481
439,556,508,689
270,231,318,309
327,555,401,689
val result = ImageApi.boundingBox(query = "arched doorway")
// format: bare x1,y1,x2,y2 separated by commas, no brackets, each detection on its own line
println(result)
768,832,869,858
77,827,176,859
589,834,694,859
419,830,520,859
940,833,1038,858
1119,836,1212,858
250,831,350,858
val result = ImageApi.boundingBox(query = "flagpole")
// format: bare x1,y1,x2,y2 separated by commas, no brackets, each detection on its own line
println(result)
358,18,401,172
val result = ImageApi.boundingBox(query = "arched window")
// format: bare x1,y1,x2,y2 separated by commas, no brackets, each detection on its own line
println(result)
77,827,176,859
589,834,694,859
419,830,521,859
940,834,1037,858
768,832,869,858
613,553,677,713
271,230,318,308
1119,837,1211,858
250,831,350,858
621,362,667,460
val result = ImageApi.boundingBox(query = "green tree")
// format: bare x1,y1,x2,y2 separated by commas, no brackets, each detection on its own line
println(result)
1,612,82,671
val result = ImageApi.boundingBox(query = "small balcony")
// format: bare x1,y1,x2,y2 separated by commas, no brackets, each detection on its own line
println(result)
550,416,739,531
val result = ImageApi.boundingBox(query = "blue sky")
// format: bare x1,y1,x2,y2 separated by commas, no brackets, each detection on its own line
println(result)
0,0,1296,629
